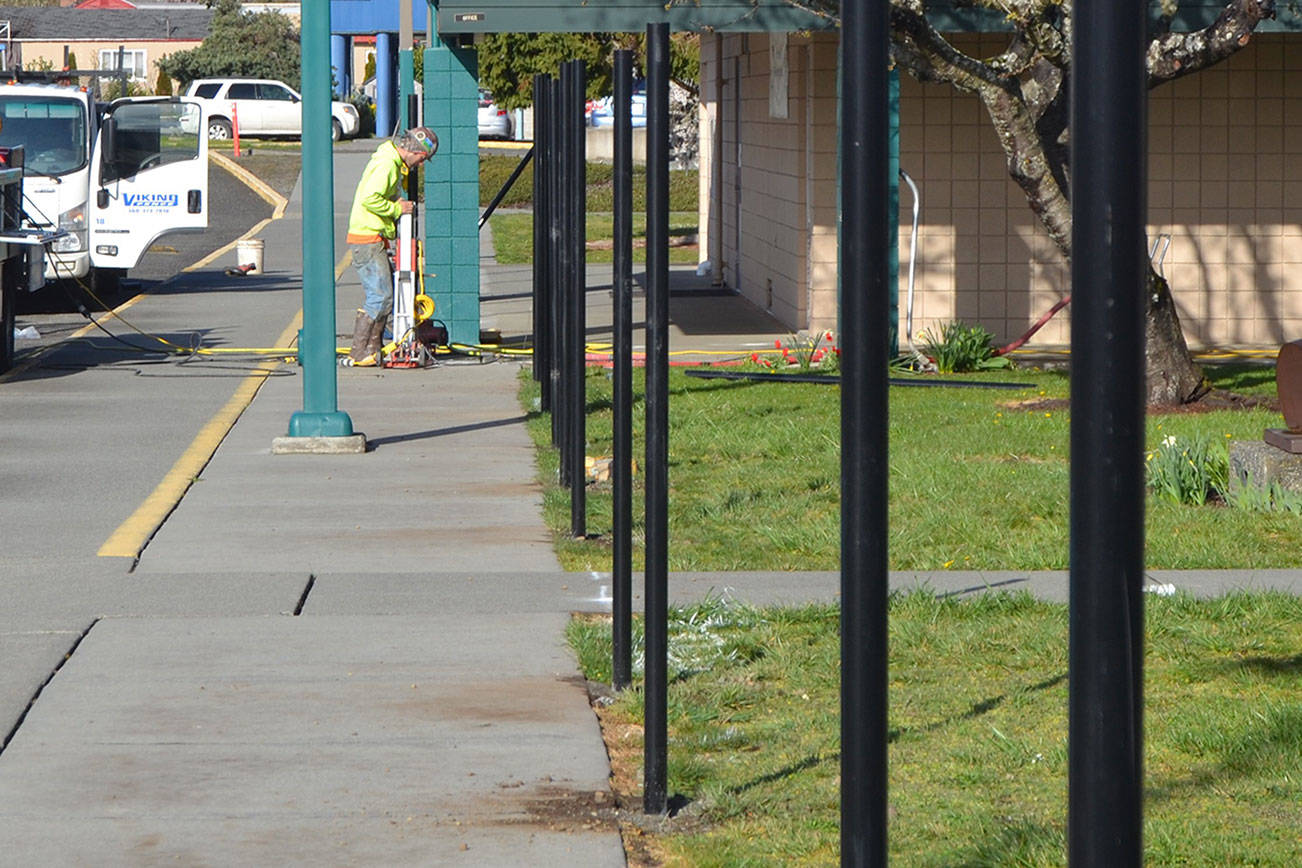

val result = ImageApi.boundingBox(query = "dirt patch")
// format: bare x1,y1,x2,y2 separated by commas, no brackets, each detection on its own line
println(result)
521,784,622,834
583,686,715,867
998,397,1071,412
226,151,302,200
1000,390,1278,415
1152,389,1279,414
586,237,699,251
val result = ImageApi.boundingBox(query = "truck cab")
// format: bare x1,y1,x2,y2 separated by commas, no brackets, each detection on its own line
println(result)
0,80,208,295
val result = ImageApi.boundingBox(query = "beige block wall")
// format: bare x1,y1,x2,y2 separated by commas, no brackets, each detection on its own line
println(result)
700,32,840,331
18,40,202,85
702,31,1302,350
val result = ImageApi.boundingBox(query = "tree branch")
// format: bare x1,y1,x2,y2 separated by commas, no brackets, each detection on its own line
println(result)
1147,0,1275,85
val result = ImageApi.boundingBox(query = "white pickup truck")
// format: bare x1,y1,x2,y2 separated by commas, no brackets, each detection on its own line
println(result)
183,78,360,142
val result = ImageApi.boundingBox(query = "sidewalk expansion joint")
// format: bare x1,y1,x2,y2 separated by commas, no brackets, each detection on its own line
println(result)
292,575,316,616
1,618,98,756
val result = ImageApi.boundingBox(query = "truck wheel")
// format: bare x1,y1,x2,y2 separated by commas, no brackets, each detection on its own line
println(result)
90,267,123,301
331,119,343,142
208,118,233,140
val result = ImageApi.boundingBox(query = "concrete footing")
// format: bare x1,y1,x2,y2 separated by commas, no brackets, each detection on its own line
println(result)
271,434,367,455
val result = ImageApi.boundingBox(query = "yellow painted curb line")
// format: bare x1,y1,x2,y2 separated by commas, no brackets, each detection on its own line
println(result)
97,311,304,560
97,247,356,560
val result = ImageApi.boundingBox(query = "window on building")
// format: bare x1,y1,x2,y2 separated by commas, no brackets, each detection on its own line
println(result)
98,49,147,82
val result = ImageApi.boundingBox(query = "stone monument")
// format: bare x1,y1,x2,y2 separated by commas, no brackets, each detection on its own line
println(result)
1228,340,1302,494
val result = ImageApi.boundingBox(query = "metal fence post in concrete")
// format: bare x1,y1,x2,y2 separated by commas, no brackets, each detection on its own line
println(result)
285,0,357,445
643,20,670,817
611,48,635,691
1069,0,1147,863
839,0,891,862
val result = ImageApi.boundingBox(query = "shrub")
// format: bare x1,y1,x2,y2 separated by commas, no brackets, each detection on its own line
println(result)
919,321,1009,373
1146,434,1228,506
1225,473,1302,514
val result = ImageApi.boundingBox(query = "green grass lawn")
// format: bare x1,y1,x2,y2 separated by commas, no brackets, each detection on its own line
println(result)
482,154,701,264
522,363,1302,572
479,154,699,211
568,591,1302,866
533,361,1300,864
489,212,700,264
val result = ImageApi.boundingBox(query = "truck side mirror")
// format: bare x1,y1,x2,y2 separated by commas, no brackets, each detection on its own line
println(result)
101,117,117,166
97,189,109,208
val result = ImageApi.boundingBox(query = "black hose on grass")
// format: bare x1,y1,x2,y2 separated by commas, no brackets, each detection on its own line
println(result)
684,369,1036,389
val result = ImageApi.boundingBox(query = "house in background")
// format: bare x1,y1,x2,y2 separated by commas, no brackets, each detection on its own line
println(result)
0,5,212,86
698,12,1302,350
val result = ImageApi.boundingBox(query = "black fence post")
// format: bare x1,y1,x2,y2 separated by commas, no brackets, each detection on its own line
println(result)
643,20,670,816
839,0,892,863
551,75,569,460
565,58,587,539
1069,0,1147,863
611,48,635,691
406,93,419,201
533,73,552,404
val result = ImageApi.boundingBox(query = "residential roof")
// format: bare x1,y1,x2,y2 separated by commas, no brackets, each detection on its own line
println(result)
0,6,214,40
75,0,139,10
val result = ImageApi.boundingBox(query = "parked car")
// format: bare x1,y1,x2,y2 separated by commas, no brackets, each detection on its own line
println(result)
182,78,360,141
587,90,647,128
478,90,513,140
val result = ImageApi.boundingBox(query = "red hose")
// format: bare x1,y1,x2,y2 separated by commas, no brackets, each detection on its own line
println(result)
993,295,1072,356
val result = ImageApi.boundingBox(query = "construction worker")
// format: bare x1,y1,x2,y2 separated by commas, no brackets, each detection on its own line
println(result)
343,126,438,366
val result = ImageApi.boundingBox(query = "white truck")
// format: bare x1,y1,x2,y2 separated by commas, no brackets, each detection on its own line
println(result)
0,79,209,297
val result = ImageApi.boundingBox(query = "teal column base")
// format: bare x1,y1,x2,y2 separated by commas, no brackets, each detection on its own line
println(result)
287,410,355,438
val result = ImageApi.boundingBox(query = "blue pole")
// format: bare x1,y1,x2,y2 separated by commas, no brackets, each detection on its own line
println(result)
287,0,353,437
376,32,396,137
330,34,349,99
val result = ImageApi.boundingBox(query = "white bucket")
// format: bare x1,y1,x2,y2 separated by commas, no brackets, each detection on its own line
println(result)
236,238,265,273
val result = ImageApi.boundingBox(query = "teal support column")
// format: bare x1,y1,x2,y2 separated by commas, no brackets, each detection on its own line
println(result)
288,0,353,438
423,43,480,347
398,49,415,128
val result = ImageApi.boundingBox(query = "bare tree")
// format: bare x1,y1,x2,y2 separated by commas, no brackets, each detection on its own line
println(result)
788,0,1276,404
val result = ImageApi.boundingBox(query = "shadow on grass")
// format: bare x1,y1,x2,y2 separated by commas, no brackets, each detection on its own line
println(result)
1148,704,1302,804
936,818,1063,868
1231,653,1302,676
724,672,1067,798
894,672,1067,742
727,752,835,797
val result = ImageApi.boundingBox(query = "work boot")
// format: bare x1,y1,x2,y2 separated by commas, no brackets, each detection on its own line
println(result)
347,309,376,365
365,313,389,365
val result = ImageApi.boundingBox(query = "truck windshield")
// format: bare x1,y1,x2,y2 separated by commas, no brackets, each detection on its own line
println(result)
0,97,88,177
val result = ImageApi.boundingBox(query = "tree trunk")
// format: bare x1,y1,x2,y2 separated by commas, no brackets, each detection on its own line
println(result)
1145,269,1210,406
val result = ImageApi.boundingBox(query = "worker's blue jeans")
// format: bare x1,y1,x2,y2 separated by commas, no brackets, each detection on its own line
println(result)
351,241,393,320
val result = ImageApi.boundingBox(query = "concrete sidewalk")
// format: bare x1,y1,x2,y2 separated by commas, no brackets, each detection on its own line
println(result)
0,141,628,866
2,139,1300,866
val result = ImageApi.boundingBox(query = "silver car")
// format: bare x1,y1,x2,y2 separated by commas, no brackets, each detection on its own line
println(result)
478,90,513,140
